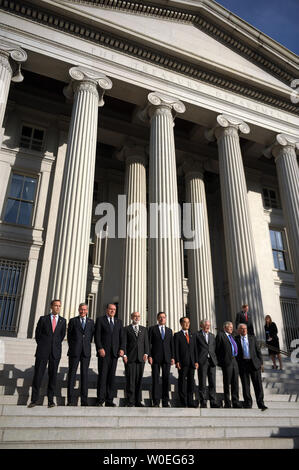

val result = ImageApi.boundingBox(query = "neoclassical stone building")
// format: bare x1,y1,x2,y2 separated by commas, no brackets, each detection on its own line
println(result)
0,0,298,347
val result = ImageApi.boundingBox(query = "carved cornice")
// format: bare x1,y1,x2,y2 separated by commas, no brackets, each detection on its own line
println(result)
0,0,298,115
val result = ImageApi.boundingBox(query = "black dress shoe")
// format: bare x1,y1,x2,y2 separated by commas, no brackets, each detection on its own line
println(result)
259,405,268,411
210,403,221,408
105,402,116,407
188,403,199,408
127,403,134,407
200,402,207,408
27,402,37,408
162,403,170,408
233,402,243,409
96,400,104,407
153,402,160,407
81,403,88,407
48,402,56,408
243,402,252,409
135,402,145,407
224,403,232,408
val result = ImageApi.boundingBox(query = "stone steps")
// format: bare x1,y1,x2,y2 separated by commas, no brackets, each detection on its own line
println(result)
1,337,298,449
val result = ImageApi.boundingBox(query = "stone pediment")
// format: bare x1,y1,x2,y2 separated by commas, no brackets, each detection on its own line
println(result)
1,0,297,114
57,0,297,94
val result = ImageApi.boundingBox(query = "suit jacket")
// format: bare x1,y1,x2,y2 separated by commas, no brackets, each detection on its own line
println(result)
174,330,198,368
35,314,66,360
196,330,217,367
235,334,263,370
94,315,125,358
216,331,237,368
67,316,95,358
235,311,254,335
148,325,174,364
124,325,149,363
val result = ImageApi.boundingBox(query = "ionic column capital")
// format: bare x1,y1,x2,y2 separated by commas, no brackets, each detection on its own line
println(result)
116,139,148,166
63,66,112,105
140,91,185,123
264,133,299,160
205,114,250,141
0,39,27,82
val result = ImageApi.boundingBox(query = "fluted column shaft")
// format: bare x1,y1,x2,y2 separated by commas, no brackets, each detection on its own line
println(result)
147,92,185,331
120,148,147,326
49,67,112,319
0,40,27,142
215,114,264,336
185,166,216,332
273,135,299,296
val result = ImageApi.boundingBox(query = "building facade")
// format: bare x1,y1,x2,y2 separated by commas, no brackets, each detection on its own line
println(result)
0,0,298,347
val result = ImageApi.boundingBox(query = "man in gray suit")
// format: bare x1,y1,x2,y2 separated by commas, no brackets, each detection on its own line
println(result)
123,312,149,407
196,319,220,408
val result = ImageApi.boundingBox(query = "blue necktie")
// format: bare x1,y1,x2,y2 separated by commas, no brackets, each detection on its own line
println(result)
228,334,238,356
81,318,86,330
242,337,249,358
161,326,165,340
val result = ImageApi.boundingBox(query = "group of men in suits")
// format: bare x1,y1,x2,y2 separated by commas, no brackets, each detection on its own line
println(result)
27,300,267,411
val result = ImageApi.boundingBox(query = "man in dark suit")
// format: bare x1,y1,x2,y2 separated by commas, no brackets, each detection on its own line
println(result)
148,312,175,407
67,303,95,406
196,319,220,408
235,304,254,335
174,317,199,408
216,321,242,408
28,299,66,408
95,303,125,406
235,323,267,411
123,311,149,407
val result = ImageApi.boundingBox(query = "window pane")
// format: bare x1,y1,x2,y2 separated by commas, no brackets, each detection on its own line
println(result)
18,202,33,226
272,251,280,270
276,231,284,250
33,129,44,140
23,177,37,201
270,230,277,249
21,126,32,138
31,141,43,151
277,251,286,271
9,174,24,198
4,199,19,224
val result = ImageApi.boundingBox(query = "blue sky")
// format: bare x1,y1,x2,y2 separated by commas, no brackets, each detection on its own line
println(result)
215,0,299,55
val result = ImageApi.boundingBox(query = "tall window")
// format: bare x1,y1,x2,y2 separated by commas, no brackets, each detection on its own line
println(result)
0,259,26,332
270,229,288,271
19,125,45,151
4,173,38,226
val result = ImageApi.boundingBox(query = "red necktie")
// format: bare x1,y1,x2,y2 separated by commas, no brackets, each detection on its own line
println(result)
186,332,189,344
52,315,56,332
245,313,248,322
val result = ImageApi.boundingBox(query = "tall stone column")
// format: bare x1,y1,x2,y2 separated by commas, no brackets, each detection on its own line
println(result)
49,66,112,319
145,92,185,331
0,40,27,145
269,134,299,296
118,142,147,326
209,114,264,337
183,159,216,332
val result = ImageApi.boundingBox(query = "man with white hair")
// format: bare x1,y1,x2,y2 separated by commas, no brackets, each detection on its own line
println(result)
216,321,242,408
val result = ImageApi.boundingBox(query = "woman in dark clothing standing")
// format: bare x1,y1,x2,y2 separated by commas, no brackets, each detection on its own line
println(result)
264,315,283,370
